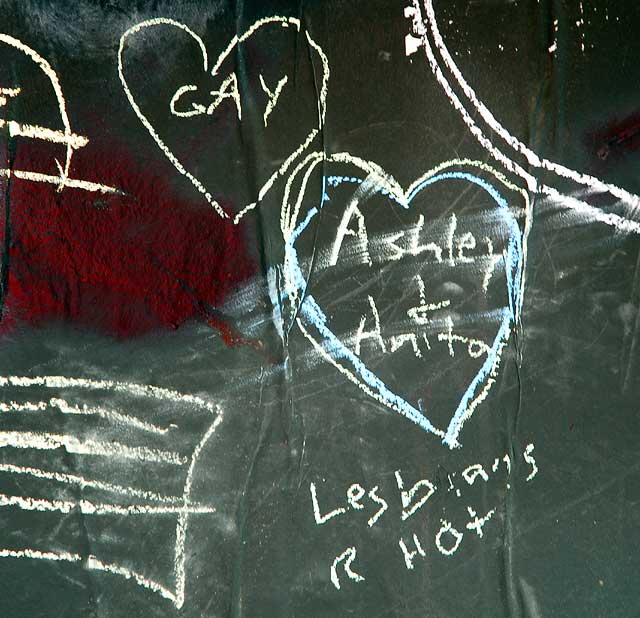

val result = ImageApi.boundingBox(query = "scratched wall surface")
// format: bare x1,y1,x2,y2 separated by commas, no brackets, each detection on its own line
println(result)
0,1,639,617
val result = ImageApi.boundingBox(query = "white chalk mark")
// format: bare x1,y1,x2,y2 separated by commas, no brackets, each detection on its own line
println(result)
0,34,76,190
0,401,47,412
207,72,241,119
462,463,489,485
417,0,640,225
0,86,20,97
0,37,120,195
120,16,328,222
0,548,179,606
0,119,88,149
0,375,217,413
0,492,215,516
385,230,406,261
405,33,422,57
524,443,538,481
407,8,537,191
331,546,365,590
209,17,300,76
435,520,463,556
395,470,436,520
367,486,388,527
346,484,365,510
309,482,346,525
329,199,372,267
48,398,171,435
169,84,205,117
251,133,324,230
409,215,444,261
0,463,189,505
439,315,455,357
0,397,171,435
548,18,558,54
296,316,439,441
0,168,120,194
437,317,491,359
407,274,451,324
447,213,457,265
0,547,81,563
482,237,501,292
465,506,495,538
259,74,288,126
355,295,387,355
173,412,223,609
0,398,224,609
285,158,523,444
399,534,426,569
87,556,178,604
281,150,324,239
0,431,186,465
118,18,225,217
304,30,330,125
541,185,640,235
0,87,20,109
502,453,511,474
389,333,423,358
457,231,476,262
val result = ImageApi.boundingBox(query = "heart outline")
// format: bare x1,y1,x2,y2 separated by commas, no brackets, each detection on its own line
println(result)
283,161,523,449
118,16,329,223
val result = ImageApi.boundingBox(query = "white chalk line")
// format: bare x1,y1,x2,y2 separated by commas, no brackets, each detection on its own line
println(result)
260,74,288,126
0,168,121,194
0,493,215,516
0,397,171,435
0,375,217,413
0,119,88,149
0,431,186,465
422,0,639,207
0,33,75,189
414,0,640,235
0,549,178,604
172,411,224,608
118,18,224,217
0,408,224,608
0,463,190,505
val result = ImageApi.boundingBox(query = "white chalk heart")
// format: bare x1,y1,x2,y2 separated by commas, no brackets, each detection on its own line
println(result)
118,16,328,222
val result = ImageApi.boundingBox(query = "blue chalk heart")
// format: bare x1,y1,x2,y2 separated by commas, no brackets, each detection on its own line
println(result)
284,167,523,449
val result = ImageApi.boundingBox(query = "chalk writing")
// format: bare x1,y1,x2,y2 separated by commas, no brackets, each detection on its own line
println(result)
310,443,539,588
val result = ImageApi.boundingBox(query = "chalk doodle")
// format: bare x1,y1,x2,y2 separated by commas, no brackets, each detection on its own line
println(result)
1,4,639,613
281,157,525,448
407,0,640,235
0,34,120,194
118,16,329,222
0,375,222,609
265,0,640,450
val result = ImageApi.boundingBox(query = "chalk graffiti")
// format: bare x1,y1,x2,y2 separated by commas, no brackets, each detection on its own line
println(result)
313,442,539,588
0,375,222,609
0,35,120,194
118,16,329,222
282,159,524,448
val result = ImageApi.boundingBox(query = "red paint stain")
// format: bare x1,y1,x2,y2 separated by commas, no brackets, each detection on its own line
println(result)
1,141,254,339
590,111,640,161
